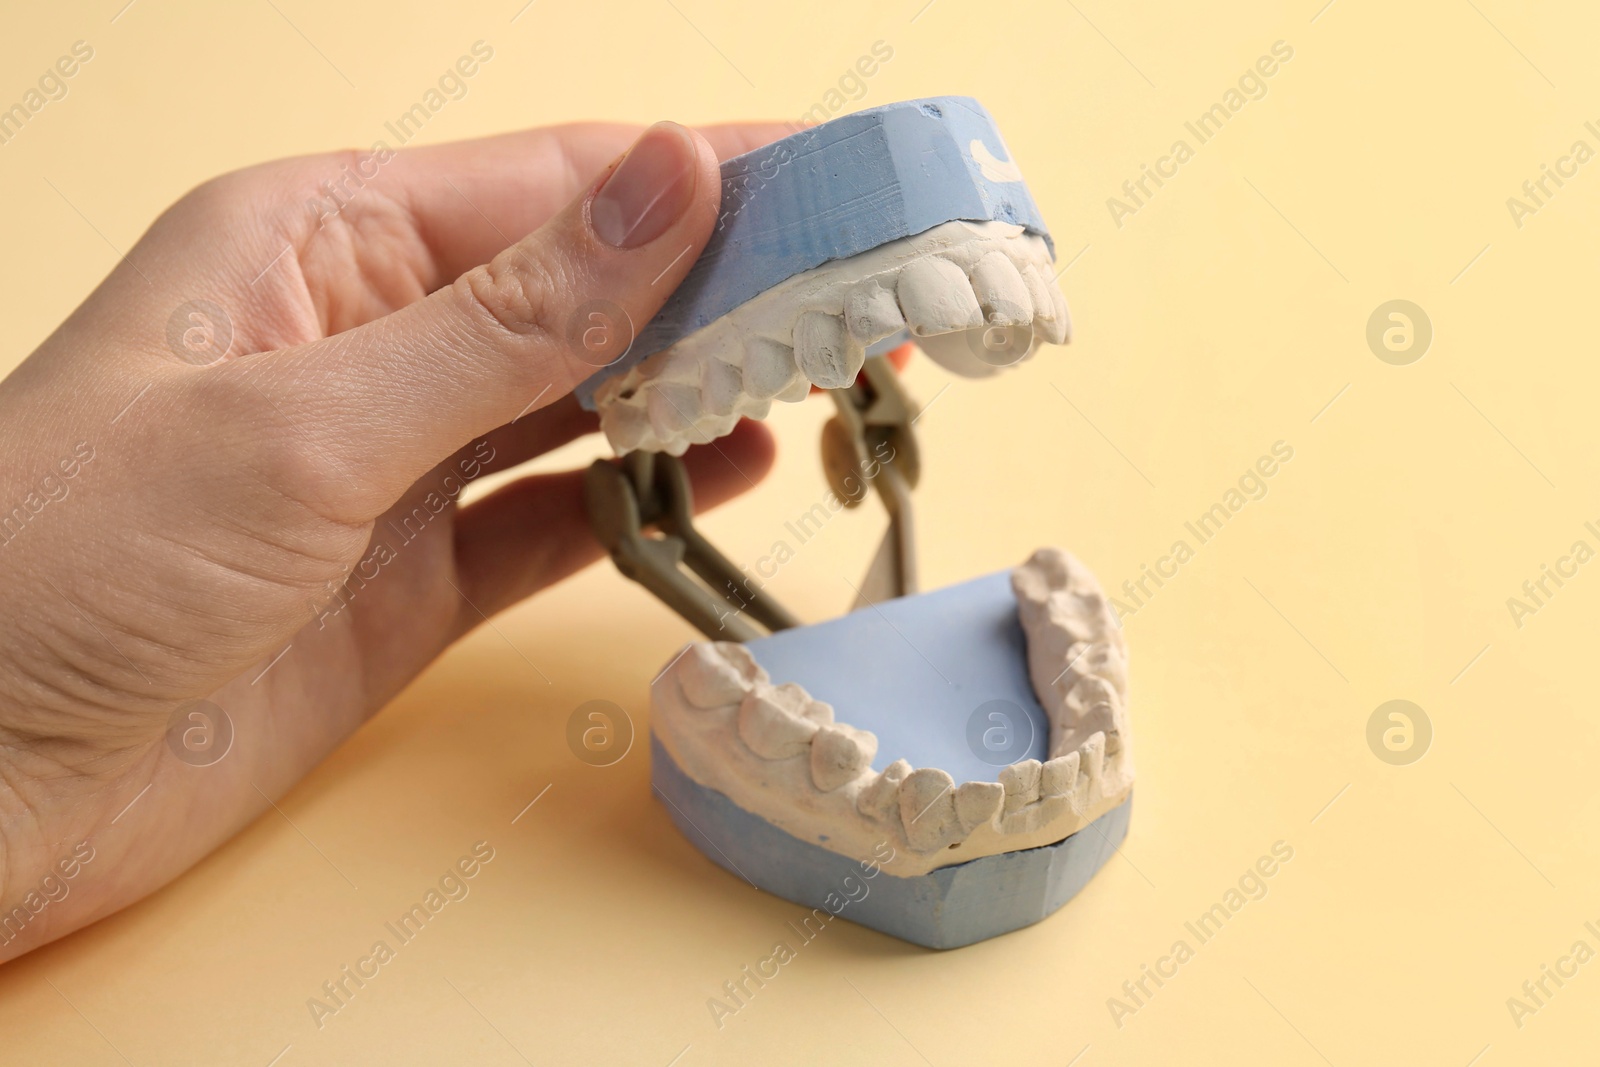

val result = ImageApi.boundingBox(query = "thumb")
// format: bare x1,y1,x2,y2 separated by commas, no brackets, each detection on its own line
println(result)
234,121,721,515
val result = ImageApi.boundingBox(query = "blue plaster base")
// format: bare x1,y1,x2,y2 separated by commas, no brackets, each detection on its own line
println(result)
652,735,1131,950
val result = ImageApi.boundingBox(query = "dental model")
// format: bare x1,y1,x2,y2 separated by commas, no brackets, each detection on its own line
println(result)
577,97,1071,456
650,549,1133,948
581,98,1131,949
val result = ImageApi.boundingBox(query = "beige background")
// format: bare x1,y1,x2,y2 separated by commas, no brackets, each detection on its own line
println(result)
1,0,1596,1063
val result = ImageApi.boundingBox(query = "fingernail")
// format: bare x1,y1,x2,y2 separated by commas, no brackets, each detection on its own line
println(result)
590,122,699,249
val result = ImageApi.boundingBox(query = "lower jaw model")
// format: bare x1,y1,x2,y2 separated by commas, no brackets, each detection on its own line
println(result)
578,97,1135,948
650,549,1132,949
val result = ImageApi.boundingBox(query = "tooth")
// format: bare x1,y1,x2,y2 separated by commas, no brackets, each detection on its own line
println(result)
1050,284,1074,344
896,257,983,336
856,758,911,820
955,781,1004,831
701,359,742,417
1040,751,1080,796
646,383,701,439
604,402,649,454
774,375,812,403
712,641,767,685
799,698,834,726
794,311,863,389
971,252,1032,326
844,279,906,344
898,767,961,851
1021,263,1068,345
1078,731,1106,786
999,759,1042,812
677,644,756,708
744,337,800,400
736,684,820,759
809,724,877,792
1066,676,1121,740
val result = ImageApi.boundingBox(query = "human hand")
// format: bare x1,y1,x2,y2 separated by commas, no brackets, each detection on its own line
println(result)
0,120,786,960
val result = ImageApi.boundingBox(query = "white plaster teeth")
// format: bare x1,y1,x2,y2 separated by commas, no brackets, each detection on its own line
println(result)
971,251,1032,326
646,384,701,441
678,642,767,708
701,359,743,417
649,548,1130,876
1040,751,1080,797
810,723,877,792
737,683,820,759
844,279,906,344
1021,262,1069,345
743,337,800,400
898,767,962,852
1000,759,1043,813
954,781,1004,832
793,311,863,390
896,257,984,336
595,220,1067,456
857,759,912,820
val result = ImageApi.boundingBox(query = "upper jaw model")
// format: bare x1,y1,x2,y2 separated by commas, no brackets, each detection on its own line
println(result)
576,96,1073,457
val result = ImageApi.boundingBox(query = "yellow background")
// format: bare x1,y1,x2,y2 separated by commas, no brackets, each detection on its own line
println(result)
0,0,1595,1063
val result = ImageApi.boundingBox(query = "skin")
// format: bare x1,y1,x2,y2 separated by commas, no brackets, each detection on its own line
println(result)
0,121,805,961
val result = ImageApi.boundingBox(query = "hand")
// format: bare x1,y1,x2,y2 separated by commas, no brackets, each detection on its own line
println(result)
0,120,785,960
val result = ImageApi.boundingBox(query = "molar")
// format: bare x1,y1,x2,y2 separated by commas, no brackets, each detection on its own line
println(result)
736,684,821,759
857,759,912,820
955,781,1005,831
898,767,961,851
1040,751,1080,796
999,759,1043,812
1078,731,1107,786
743,337,800,400
809,724,878,792
677,643,762,708
700,358,743,417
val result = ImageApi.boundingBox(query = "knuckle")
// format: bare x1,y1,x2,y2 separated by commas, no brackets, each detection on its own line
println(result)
453,245,567,344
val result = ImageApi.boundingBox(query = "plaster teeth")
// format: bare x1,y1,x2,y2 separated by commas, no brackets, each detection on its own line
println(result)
1078,731,1107,786
701,359,743,417
898,767,961,851
743,337,800,400
999,759,1043,812
606,402,650,454
955,781,1005,831
677,643,763,708
794,311,864,389
1021,263,1069,345
971,251,1033,326
774,375,812,403
1049,284,1074,344
896,257,984,337
809,724,878,792
844,279,907,344
646,384,701,439
737,684,820,759
857,758,912,820
1040,751,1080,797
594,221,1065,456
652,547,1133,878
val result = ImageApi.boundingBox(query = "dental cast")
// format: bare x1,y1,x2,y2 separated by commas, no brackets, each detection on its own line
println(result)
592,220,1069,456
652,548,1133,877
